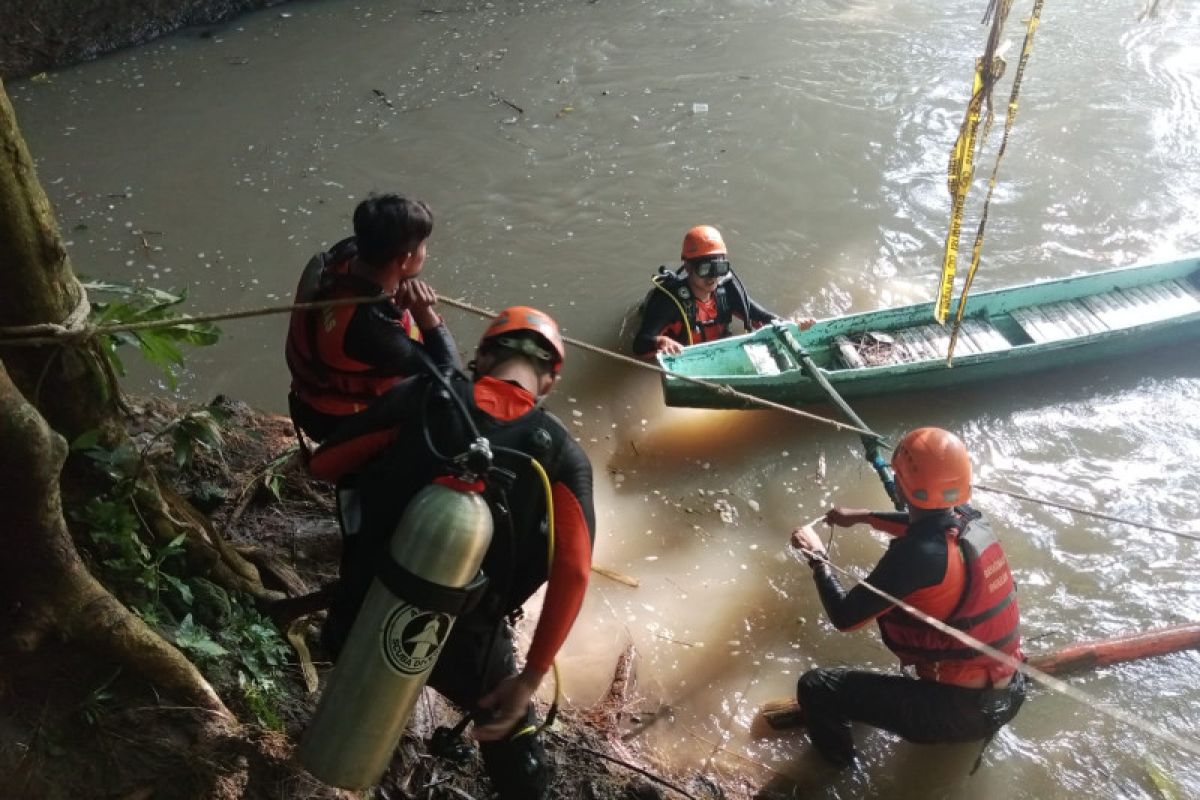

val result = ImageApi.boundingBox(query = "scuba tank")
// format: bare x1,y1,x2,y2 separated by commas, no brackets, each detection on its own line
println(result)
298,461,493,789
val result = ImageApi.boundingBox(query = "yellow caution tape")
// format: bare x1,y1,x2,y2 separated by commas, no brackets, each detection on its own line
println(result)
936,61,988,324
946,0,1045,362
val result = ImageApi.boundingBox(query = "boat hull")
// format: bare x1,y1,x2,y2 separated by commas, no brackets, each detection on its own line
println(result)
659,254,1200,409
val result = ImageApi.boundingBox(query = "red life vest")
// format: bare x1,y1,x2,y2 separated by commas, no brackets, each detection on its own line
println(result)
285,238,422,417
878,509,1022,685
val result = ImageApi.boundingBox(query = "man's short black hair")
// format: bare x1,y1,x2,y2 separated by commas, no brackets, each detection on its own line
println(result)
353,193,434,267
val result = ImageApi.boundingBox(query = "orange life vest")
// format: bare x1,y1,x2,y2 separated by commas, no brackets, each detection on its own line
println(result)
878,509,1023,686
285,238,421,416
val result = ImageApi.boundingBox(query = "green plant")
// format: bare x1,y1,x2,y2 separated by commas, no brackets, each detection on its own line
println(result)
157,407,228,471
73,497,192,618
84,280,220,389
62,285,291,728
71,429,140,483
241,678,284,731
174,599,290,729
77,669,122,726
258,444,298,503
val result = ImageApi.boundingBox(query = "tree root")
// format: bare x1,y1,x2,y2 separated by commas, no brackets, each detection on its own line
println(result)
134,478,285,603
236,543,310,596
262,585,335,629
0,363,232,718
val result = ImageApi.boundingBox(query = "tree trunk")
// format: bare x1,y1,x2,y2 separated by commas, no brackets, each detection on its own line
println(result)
0,76,121,443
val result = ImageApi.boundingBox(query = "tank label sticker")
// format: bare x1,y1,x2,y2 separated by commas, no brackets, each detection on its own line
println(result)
381,604,453,675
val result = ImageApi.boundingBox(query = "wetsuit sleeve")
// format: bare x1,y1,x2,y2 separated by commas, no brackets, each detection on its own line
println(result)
343,301,462,373
525,442,596,674
633,289,688,357
307,378,423,483
811,534,948,632
728,285,779,330
866,512,909,537
743,294,779,328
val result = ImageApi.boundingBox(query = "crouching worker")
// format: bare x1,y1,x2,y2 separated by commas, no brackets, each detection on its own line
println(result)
788,427,1026,768
316,307,595,800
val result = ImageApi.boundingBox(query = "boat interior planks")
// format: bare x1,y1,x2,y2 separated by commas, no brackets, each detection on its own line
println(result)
848,318,1012,367
963,318,1013,352
1088,282,1196,331
833,272,1200,362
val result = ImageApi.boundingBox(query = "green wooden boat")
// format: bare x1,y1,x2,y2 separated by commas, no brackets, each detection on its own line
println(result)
658,253,1200,409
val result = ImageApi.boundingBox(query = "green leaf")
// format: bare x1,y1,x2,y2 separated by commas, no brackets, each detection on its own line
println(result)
184,412,226,450
135,330,185,367
84,280,220,383
70,429,103,452
171,429,195,470
162,574,193,606
167,322,220,347
174,614,228,659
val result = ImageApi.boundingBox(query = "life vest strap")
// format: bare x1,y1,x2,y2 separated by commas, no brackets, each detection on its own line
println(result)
948,589,1015,632
891,628,1020,663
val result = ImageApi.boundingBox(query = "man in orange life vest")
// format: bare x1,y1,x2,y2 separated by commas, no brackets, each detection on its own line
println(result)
285,193,460,442
632,225,815,358
789,427,1026,767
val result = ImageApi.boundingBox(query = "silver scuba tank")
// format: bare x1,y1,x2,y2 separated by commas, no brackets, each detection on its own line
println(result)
298,479,493,789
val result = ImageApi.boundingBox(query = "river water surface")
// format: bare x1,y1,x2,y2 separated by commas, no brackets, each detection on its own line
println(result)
10,0,1200,797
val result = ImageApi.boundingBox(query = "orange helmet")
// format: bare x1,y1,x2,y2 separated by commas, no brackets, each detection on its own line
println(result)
481,306,565,374
681,225,727,261
890,427,972,509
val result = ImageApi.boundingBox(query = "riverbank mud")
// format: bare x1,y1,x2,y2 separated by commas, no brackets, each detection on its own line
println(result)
0,394,731,800
0,0,288,79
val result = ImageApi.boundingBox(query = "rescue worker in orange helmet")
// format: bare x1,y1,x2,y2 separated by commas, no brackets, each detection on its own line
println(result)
285,193,461,442
631,225,815,358
317,307,592,800
789,427,1025,767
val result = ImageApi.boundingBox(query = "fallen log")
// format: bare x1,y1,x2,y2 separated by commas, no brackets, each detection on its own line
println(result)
752,621,1200,737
